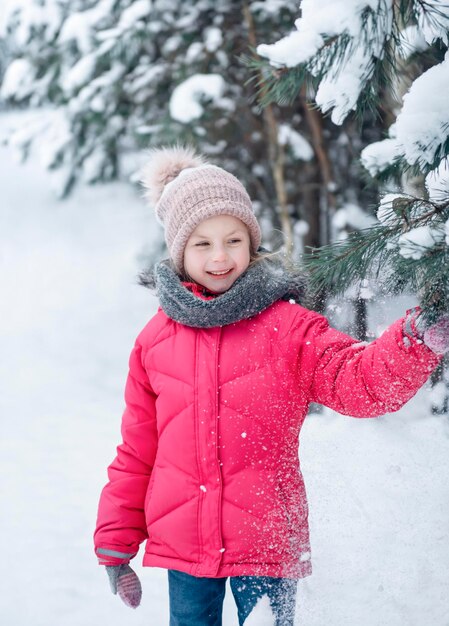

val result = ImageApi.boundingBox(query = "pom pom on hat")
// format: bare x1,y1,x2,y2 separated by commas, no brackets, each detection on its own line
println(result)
140,145,206,208
140,145,262,273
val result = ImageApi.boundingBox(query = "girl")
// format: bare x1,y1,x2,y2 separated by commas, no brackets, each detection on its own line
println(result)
94,146,448,625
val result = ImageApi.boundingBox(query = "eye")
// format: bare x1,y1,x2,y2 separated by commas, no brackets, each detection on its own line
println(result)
228,238,242,244
194,241,209,247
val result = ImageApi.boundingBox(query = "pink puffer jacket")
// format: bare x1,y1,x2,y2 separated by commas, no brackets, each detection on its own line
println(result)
94,300,440,578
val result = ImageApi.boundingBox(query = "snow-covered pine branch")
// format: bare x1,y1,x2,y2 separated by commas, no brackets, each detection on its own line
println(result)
1,0,255,196
361,51,449,175
256,0,449,170
255,0,449,322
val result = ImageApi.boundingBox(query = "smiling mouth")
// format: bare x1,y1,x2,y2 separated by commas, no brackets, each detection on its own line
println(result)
206,269,233,276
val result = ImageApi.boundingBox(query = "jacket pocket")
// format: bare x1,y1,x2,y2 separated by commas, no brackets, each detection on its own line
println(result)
144,467,158,525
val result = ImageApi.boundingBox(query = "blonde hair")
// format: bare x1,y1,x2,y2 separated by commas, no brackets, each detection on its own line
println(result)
249,248,296,272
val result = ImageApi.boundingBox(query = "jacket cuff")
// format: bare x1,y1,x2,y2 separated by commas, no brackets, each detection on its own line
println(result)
402,307,425,346
96,547,136,566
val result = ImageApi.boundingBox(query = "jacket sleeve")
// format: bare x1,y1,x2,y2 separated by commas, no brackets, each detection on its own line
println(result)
94,339,158,565
299,310,441,417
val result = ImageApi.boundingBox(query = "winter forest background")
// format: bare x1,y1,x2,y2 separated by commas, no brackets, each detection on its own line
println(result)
1,1,449,625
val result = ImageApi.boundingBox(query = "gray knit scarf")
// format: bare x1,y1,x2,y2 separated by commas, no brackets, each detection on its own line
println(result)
139,254,306,328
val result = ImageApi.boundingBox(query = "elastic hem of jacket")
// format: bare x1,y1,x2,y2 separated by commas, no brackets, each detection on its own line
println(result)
95,547,136,566
142,553,312,579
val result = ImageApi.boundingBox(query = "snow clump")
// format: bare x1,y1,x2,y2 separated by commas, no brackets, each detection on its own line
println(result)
243,594,276,626
398,225,445,260
278,124,314,161
376,193,406,224
169,74,229,123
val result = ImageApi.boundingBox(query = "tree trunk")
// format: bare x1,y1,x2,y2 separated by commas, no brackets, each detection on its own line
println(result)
354,298,368,342
299,91,338,313
242,3,293,258
300,89,337,247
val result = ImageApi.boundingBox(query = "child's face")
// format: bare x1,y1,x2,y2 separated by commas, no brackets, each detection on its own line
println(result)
184,215,251,293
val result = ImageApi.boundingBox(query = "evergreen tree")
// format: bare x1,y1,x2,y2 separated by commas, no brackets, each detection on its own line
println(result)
255,0,449,410
0,1,301,202
254,0,449,323
0,0,382,274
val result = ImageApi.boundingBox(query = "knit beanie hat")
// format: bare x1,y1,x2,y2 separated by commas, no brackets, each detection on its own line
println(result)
140,146,262,273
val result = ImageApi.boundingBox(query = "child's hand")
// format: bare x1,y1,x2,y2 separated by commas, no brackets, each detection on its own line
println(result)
105,564,142,608
423,315,449,355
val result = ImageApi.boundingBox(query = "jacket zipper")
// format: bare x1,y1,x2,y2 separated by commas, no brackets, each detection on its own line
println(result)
194,332,204,571
215,326,224,562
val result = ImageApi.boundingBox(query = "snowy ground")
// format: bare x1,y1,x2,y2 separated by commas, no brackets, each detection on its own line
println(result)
1,113,449,626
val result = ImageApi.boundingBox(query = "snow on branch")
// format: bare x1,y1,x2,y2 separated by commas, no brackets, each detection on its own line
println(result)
416,0,449,45
395,52,449,169
361,52,449,175
256,0,449,134
257,0,393,124
169,74,232,123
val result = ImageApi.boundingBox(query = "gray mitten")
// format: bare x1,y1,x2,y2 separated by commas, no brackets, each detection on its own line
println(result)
106,564,142,609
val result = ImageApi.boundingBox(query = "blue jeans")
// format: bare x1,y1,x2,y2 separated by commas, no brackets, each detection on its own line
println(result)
168,570,297,626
